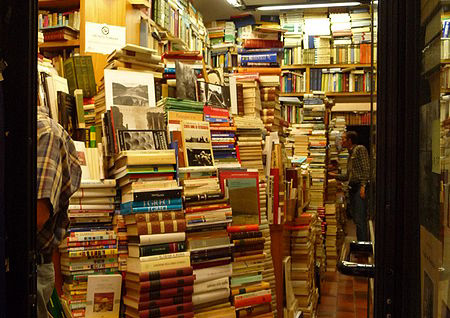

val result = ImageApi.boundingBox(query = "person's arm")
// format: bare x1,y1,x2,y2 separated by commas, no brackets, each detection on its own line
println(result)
37,199,51,232
357,146,370,199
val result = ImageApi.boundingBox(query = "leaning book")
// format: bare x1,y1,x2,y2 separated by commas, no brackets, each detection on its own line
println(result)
85,274,122,318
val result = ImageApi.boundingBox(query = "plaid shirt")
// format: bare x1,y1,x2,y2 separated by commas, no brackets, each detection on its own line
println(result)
37,110,81,255
336,144,370,186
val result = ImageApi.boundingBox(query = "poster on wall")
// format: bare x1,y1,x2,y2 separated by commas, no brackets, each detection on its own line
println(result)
85,22,126,55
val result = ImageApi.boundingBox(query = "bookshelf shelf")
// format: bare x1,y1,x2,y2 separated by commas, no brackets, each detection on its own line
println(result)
280,92,376,97
38,39,80,50
281,63,375,70
442,60,450,64
38,0,80,9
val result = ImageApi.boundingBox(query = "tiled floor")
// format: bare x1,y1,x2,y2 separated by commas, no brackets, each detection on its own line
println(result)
317,271,372,318
317,220,373,318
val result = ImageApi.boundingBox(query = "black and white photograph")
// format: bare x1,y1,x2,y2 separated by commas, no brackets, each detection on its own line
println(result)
104,69,156,109
176,60,197,101
118,129,168,151
111,105,164,131
181,120,215,167
197,81,231,109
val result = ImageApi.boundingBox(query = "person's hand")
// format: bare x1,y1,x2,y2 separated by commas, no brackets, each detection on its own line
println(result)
360,186,366,199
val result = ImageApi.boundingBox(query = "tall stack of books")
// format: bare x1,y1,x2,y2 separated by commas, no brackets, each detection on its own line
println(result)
286,212,316,318
260,213,277,316
302,96,327,210
234,117,265,174
324,203,338,271
350,8,372,45
280,11,304,49
313,37,331,65
235,74,262,118
225,21,236,43
60,179,118,318
180,167,234,315
83,97,95,128
228,224,274,318
288,128,309,160
330,12,352,63
204,106,240,168
113,213,128,271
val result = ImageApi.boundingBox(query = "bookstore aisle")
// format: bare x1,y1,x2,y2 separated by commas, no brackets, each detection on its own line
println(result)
36,1,376,318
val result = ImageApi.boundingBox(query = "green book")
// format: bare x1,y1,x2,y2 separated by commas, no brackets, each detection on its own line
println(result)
63,56,97,98
74,89,85,129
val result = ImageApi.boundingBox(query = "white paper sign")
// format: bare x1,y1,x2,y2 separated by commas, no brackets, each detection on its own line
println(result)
85,22,126,55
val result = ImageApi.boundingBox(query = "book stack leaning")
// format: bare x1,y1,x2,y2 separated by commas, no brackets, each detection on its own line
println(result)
60,179,118,318
180,166,235,317
117,149,194,318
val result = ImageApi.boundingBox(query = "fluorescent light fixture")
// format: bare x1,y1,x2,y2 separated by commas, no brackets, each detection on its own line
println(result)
226,0,242,7
256,2,361,10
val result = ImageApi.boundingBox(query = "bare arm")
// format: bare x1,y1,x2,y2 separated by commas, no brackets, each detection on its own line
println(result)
37,198,51,232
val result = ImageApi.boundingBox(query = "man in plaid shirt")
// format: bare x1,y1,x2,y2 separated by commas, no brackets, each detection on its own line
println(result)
329,131,370,241
37,102,81,317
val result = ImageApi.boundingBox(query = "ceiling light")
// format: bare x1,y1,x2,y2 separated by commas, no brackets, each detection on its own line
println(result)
226,0,242,7
256,2,361,11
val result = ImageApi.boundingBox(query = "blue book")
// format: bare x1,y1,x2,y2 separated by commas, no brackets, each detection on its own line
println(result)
205,117,230,123
121,204,183,215
240,53,278,63
212,144,235,149
211,133,235,138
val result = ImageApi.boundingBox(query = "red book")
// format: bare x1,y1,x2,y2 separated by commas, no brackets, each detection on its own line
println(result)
203,106,230,118
234,294,272,308
126,267,193,282
139,302,193,318
123,295,192,310
238,67,282,75
126,275,195,292
126,286,194,302
226,224,259,233
242,39,283,49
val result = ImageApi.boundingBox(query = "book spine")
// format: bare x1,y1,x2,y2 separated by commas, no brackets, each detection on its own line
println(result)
193,277,229,294
123,204,183,214
229,231,262,240
136,232,186,245
192,264,232,284
142,302,193,318
133,189,182,201
226,224,259,232
231,282,270,296
130,255,191,274
139,267,193,281
126,197,182,208
233,237,265,246
135,295,192,310
133,211,185,223
139,242,186,257
138,275,195,291
136,219,187,235
234,293,272,308
146,286,194,300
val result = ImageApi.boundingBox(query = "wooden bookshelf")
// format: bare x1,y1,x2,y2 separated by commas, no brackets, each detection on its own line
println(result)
281,63,375,69
38,39,80,49
280,92,376,97
38,0,80,9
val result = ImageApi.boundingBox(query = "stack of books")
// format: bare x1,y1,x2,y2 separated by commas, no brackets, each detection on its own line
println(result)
350,8,372,44
324,203,338,271
330,13,352,45
228,224,274,318
106,44,164,75
286,213,316,318
225,21,236,43
120,152,194,316
260,213,277,316
313,37,331,65
302,96,327,209
113,213,128,271
180,167,234,315
206,21,226,47
83,97,95,128
162,51,204,87
204,106,240,168
236,75,262,118
234,117,265,174
280,11,304,48
260,71,283,133
60,179,119,318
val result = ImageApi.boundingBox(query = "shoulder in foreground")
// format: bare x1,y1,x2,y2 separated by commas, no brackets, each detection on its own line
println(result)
37,112,68,139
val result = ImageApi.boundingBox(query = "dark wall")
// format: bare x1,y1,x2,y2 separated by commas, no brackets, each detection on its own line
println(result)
0,0,36,317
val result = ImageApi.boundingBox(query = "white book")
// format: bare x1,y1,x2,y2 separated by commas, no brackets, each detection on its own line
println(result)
85,274,122,318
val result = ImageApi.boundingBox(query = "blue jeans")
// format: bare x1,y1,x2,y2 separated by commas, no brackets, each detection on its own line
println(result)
349,184,368,241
